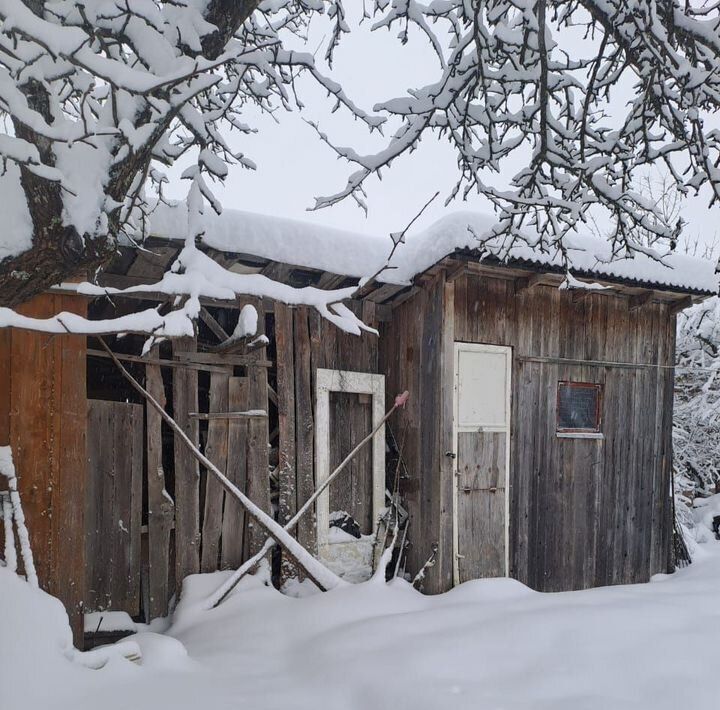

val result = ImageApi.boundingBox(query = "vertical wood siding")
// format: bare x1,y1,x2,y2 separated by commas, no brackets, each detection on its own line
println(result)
277,301,381,577
382,272,676,593
0,293,87,645
458,274,676,591
380,275,453,593
85,400,143,614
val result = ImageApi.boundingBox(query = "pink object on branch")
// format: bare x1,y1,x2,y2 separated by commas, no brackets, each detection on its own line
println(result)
394,391,410,408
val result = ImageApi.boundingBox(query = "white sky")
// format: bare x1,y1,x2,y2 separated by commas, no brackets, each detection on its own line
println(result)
163,7,719,250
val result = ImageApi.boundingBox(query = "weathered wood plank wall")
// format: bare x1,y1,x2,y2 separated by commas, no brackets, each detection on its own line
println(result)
475,275,673,591
85,400,143,614
390,271,675,593
275,301,381,577
380,274,454,594
0,293,87,645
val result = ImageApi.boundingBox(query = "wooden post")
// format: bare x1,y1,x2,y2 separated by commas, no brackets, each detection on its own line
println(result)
294,308,317,563
220,377,248,568
145,354,173,620
201,372,230,571
244,299,271,559
275,303,298,584
172,336,200,588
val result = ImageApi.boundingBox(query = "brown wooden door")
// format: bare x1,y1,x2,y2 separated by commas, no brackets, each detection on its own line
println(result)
454,344,510,583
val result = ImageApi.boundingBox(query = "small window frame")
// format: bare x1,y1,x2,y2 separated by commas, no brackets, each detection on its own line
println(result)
556,381,603,436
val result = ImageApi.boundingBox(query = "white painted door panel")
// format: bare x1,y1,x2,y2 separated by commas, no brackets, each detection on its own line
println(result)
457,349,508,429
453,343,511,583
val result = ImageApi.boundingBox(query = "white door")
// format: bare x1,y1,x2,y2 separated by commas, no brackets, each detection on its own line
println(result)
453,343,511,584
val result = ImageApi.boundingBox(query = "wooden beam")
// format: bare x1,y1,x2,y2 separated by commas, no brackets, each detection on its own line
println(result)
173,351,272,367
188,411,267,420
669,295,693,316
629,291,654,311
445,262,468,283
514,273,545,293
390,286,420,309
87,348,231,374
199,307,229,342
571,285,615,303
261,262,295,282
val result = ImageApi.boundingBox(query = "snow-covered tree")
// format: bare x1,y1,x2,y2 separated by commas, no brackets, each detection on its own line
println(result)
675,297,720,499
2,1,720,334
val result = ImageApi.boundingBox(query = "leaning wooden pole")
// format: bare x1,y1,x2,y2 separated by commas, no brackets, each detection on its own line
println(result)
98,338,343,593
206,390,410,609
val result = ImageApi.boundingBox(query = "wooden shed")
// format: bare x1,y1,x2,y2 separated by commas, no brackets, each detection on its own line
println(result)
1,207,716,647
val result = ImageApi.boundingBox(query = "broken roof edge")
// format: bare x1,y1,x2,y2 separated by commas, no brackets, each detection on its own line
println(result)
146,203,719,297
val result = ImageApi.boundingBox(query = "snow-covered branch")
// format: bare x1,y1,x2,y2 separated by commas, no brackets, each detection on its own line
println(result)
0,0,382,318
314,1,720,260
2,1,720,326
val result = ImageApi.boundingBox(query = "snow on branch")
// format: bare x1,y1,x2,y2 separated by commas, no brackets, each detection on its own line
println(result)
312,1,720,260
0,0,384,311
2,0,718,321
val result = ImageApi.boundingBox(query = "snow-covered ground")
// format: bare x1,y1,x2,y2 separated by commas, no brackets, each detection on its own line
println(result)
4,497,720,710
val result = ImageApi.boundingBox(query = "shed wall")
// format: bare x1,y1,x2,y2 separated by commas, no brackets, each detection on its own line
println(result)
380,274,454,593
382,271,676,593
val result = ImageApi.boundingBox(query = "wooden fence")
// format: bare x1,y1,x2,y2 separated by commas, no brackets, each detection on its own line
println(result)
84,300,382,622
85,317,271,620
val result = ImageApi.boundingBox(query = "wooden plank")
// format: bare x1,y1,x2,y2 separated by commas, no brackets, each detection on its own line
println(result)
174,351,272,368
220,377,248,569
514,272,545,293
85,400,143,615
189,411,266,420
127,245,178,280
54,294,88,642
199,307,230,342
86,400,113,612
130,405,144,610
145,357,173,620
669,295,692,315
244,299,271,559
457,431,507,582
275,303,298,584
201,373,230,572
439,275,455,589
294,308,316,562
0,330,9,445
0,329,8,560
172,336,200,588
418,275,447,592
629,291,653,311
87,348,230,374
328,391,373,532
9,294,88,645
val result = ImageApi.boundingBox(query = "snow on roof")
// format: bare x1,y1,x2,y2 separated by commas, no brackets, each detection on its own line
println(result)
150,203,718,295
